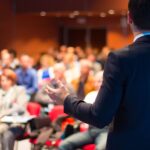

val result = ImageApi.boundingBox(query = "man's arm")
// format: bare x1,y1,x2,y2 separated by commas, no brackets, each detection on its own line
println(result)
64,52,125,128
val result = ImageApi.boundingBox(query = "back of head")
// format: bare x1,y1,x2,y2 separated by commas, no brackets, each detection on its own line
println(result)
129,0,150,30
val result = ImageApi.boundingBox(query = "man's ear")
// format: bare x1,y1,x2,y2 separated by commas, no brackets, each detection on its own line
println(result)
127,11,133,25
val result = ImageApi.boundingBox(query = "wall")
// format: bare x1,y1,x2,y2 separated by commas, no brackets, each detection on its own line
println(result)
10,15,58,59
0,0,133,58
0,14,133,57
58,17,133,50
0,0,58,59
107,29,133,49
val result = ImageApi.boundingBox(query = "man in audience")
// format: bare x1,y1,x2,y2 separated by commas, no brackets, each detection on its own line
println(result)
7,49,20,69
46,0,150,150
15,54,38,100
0,49,18,70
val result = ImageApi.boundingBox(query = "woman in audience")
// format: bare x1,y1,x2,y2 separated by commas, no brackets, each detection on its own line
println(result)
63,47,80,83
0,68,28,150
71,59,96,99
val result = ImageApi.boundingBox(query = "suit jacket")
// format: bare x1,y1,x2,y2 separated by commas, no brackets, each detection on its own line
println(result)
64,35,150,150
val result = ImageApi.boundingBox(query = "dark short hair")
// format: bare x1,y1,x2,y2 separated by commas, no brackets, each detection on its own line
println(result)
8,48,17,58
128,0,150,30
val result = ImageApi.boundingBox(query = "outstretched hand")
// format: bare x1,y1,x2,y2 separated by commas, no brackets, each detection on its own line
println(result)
45,79,70,105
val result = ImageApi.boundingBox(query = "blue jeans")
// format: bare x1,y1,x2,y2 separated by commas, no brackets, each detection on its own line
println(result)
59,128,108,150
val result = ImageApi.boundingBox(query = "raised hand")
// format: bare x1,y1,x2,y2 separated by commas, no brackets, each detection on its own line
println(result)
45,79,70,105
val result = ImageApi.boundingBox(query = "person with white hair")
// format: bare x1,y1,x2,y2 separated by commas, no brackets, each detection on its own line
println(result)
71,59,96,99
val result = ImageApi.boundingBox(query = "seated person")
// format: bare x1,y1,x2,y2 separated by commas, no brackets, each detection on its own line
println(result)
59,71,108,150
71,59,96,99
37,53,55,88
35,63,75,109
0,68,28,150
15,54,38,100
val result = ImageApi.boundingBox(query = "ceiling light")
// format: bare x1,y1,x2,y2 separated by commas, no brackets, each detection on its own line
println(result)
108,9,115,15
40,11,47,16
100,12,107,18
69,13,75,19
73,11,80,16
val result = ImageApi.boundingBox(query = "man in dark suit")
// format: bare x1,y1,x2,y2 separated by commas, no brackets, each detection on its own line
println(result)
46,0,150,149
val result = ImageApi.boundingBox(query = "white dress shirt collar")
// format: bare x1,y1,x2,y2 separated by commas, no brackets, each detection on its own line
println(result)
134,32,150,42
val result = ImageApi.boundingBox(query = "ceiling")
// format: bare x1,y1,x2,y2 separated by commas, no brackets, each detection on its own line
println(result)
14,0,128,18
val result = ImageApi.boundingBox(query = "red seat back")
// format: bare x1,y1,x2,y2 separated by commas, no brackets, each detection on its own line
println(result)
48,105,66,122
27,102,41,116
83,144,95,150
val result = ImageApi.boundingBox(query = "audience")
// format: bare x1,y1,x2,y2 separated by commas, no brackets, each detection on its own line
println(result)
0,45,111,149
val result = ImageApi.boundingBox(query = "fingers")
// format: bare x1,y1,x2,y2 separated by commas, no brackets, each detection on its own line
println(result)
45,85,57,94
51,79,63,88
57,80,64,88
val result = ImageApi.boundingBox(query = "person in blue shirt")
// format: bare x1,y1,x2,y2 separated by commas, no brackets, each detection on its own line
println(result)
15,54,38,100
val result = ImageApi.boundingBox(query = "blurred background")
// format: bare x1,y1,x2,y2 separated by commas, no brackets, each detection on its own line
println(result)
0,0,131,58
0,1,133,150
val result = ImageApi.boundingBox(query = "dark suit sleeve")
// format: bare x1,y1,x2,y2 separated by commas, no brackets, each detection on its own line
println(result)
64,52,124,128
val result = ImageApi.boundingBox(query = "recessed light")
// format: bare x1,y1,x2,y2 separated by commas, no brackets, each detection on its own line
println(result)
40,11,47,16
73,11,80,16
69,13,75,19
100,12,107,18
108,10,115,15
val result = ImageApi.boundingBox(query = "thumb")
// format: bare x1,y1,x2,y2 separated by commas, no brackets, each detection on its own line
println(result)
45,85,57,94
